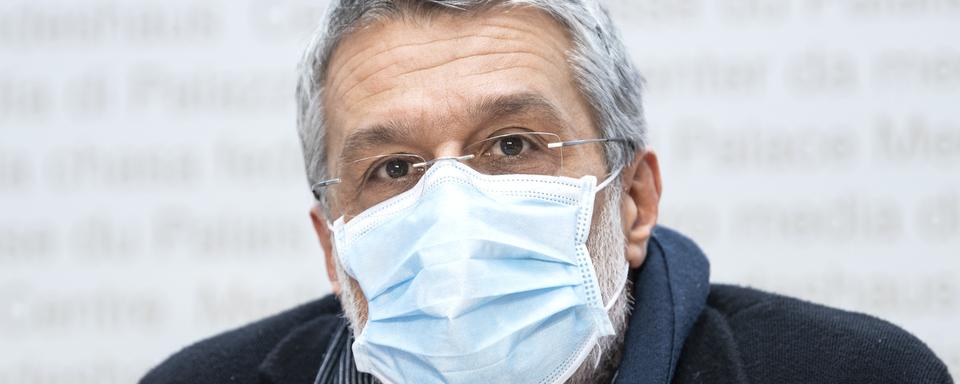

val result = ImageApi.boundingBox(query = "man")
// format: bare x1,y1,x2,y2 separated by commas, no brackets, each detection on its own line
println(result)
141,1,953,383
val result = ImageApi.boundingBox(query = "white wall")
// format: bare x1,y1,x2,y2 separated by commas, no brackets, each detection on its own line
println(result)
1,0,957,382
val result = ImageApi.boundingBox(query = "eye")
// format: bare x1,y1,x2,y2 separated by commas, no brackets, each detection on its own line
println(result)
494,135,527,157
374,157,411,179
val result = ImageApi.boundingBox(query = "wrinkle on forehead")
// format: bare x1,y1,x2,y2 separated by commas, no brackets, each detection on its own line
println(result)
330,33,569,112
325,10,571,94
344,49,558,108
328,33,532,98
325,8,574,107
321,6,593,169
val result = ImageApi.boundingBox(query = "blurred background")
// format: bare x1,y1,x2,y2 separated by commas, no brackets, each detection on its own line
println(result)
0,0,957,382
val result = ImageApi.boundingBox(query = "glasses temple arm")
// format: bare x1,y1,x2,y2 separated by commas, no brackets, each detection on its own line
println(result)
547,138,627,149
311,178,342,200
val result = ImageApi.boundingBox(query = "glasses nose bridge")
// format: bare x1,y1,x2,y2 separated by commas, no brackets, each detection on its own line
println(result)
412,154,476,170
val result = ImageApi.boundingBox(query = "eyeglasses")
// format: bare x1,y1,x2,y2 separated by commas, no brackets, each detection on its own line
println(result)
313,131,627,217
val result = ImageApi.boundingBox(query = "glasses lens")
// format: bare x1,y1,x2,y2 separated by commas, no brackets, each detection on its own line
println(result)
329,132,610,217
464,132,563,176
335,153,426,216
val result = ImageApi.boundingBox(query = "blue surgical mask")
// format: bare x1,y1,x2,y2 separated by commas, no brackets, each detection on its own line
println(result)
331,160,628,384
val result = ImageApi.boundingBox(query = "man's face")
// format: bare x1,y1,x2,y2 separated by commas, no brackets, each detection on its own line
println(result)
312,6,656,383
322,7,607,219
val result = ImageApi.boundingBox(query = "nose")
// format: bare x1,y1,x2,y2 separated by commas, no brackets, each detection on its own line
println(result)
435,140,467,159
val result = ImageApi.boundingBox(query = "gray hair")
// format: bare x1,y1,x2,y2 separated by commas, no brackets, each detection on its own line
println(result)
296,0,647,212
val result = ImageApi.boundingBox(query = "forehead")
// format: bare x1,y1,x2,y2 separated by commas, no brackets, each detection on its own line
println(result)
322,6,595,159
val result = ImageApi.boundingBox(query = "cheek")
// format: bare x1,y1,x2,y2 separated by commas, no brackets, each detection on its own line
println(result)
349,278,370,331
591,192,606,230
349,278,369,313
588,187,621,246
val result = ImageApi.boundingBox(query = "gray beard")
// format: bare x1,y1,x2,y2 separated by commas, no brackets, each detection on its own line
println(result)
333,181,632,384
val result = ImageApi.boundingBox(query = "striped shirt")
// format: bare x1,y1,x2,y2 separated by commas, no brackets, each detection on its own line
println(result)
313,321,379,384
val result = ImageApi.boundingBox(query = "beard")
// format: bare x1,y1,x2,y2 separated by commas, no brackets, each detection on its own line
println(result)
332,180,633,384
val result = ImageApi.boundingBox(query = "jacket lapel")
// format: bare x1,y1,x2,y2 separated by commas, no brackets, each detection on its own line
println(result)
671,307,750,384
259,313,343,384
614,227,711,384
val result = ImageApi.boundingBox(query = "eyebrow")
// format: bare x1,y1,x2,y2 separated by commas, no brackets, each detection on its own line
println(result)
339,120,416,164
473,93,572,133
337,92,573,163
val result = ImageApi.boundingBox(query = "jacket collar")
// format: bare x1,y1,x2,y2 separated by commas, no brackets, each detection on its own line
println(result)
259,312,343,384
614,226,711,384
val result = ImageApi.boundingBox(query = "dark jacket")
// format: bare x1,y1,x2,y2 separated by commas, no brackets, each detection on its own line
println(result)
141,228,953,384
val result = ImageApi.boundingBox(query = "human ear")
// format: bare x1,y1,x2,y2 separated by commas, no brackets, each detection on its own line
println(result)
620,150,663,268
310,206,340,295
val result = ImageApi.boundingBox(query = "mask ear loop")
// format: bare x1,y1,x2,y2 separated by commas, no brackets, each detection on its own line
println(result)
604,260,630,312
593,258,631,369
590,165,629,370
595,165,623,192
594,164,629,312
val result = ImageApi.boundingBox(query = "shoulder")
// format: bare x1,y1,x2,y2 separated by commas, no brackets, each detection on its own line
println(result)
139,295,343,384
676,284,953,384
